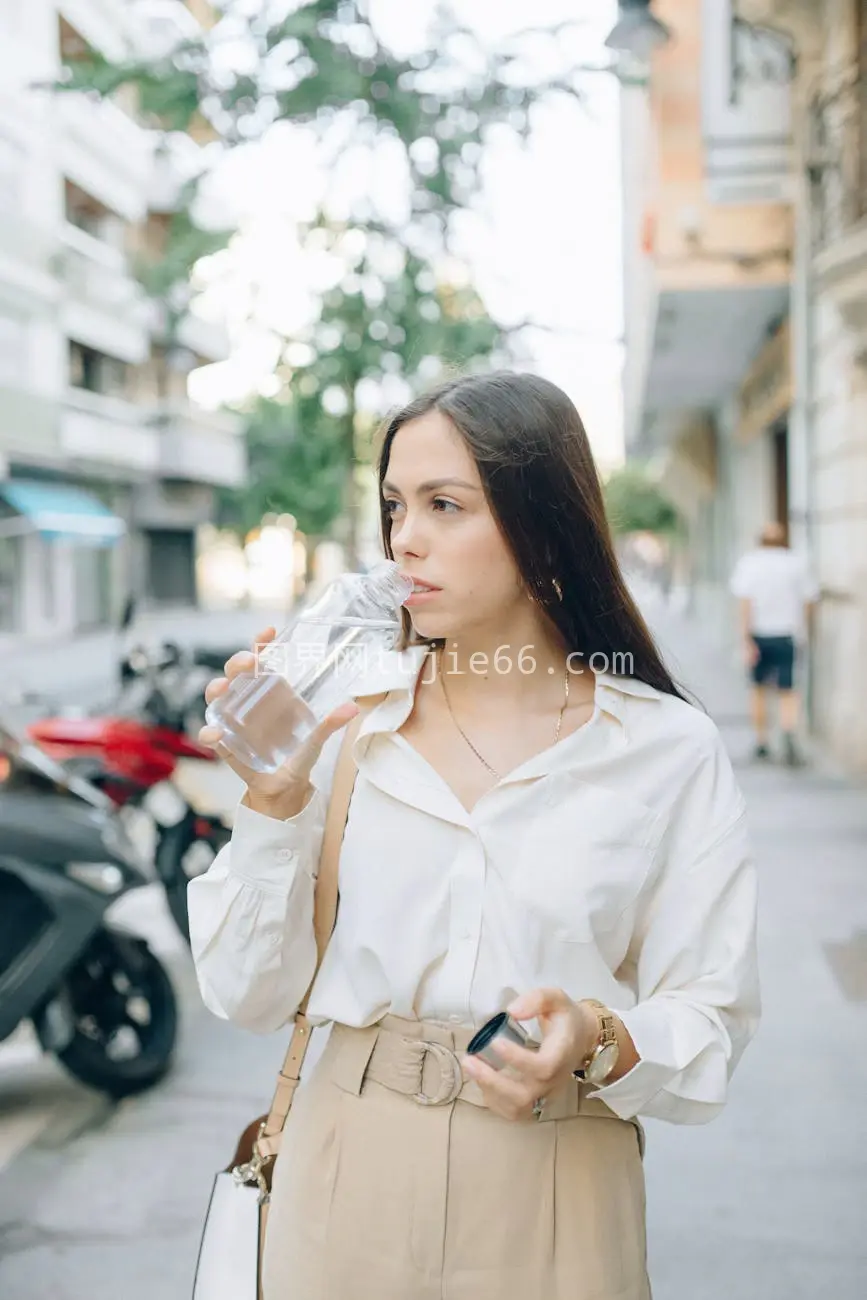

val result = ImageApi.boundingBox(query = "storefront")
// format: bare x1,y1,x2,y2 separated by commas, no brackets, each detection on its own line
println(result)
0,477,126,637
735,317,792,540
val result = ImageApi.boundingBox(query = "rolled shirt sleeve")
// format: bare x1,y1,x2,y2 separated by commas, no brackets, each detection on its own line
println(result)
591,739,760,1124
187,729,342,1033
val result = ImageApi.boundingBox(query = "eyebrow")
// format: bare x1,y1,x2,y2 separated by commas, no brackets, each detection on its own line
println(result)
381,477,481,495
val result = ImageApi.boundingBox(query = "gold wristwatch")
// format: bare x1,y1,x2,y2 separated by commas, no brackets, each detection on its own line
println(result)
573,999,620,1086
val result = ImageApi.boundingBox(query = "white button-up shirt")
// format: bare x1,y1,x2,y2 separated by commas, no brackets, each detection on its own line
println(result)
188,645,760,1125
730,546,819,638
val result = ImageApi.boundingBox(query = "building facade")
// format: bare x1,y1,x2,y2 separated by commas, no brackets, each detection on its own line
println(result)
741,0,867,772
0,0,246,643
622,0,867,774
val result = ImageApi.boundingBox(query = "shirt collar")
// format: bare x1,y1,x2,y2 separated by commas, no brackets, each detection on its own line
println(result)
352,643,430,739
592,670,662,725
352,645,662,735
354,642,430,701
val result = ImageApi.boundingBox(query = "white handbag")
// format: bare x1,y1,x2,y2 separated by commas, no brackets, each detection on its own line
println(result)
192,706,370,1300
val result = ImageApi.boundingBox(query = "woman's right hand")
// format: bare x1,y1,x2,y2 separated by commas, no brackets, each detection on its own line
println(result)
198,626,360,821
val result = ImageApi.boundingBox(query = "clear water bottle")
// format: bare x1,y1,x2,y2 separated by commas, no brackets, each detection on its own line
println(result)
204,561,413,773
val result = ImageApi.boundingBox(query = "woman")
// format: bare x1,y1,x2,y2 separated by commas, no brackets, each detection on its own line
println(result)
189,371,760,1300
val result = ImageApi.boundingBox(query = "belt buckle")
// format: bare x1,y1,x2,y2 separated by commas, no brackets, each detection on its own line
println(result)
412,1039,463,1106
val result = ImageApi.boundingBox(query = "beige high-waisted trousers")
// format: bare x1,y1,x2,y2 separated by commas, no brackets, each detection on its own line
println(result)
262,1015,651,1300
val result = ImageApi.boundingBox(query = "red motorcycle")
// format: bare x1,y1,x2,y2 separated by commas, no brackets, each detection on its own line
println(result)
28,643,231,943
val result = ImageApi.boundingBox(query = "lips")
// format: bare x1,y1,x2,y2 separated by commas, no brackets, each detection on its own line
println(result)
404,575,441,593
403,575,442,607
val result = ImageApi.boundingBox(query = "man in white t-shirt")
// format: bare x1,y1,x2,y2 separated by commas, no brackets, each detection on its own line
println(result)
729,522,819,766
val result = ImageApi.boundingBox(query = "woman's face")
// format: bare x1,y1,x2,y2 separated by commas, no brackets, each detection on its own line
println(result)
383,409,527,641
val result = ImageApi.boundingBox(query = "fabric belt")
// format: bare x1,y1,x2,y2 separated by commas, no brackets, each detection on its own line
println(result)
327,1014,630,1129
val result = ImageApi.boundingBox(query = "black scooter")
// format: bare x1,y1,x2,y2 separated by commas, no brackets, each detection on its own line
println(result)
0,721,178,1098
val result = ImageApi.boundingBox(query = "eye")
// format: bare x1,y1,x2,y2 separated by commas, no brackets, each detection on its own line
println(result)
383,498,403,515
432,497,461,513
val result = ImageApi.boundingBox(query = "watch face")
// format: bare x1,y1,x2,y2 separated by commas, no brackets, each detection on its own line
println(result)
586,1041,620,1085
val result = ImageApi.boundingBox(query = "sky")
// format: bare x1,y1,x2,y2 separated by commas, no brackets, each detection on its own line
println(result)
189,0,625,468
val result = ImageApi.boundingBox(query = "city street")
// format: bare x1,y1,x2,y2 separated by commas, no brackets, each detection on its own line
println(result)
2,603,290,713
0,596,865,1299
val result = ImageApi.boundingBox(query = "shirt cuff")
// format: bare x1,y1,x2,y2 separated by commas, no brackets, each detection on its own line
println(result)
586,999,681,1120
226,792,326,895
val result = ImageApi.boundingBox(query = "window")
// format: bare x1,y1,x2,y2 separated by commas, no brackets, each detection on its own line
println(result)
65,180,105,239
64,180,126,249
68,341,128,399
59,17,140,120
59,16,90,62
69,340,98,390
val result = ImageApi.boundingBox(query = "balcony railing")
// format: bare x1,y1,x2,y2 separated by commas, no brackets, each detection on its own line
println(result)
62,387,161,474
152,401,247,488
61,223,137,304
808,66,867,252
59,92,152,166
58,94,154,222
60,223,151,363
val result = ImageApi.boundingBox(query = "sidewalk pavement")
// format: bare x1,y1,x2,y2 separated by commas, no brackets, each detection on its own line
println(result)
640,589,867,1299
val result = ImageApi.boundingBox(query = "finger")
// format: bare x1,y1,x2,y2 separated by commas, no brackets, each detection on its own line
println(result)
463,1055,536,1117
274,701,360,785
252,626,276,649
507,987,567,1023
202,733,267,786
489,1037,547,1084
204,676,229,705
299,701,361,757
224,650,256,679
198,724,225,749
526,1027,575,1082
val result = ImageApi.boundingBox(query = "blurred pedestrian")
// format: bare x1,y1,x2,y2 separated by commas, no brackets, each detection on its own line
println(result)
191,372,759,1300
730,521,818,766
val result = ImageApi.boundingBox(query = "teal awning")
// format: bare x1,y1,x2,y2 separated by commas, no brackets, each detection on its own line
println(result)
0,479,126,547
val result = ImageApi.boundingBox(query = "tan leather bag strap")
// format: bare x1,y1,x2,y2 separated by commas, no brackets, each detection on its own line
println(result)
257,699,383,1157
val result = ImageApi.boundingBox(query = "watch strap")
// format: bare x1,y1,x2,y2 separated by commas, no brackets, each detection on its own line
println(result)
572,999,618,1082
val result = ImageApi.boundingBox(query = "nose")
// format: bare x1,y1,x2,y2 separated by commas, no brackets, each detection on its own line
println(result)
390,508,428,561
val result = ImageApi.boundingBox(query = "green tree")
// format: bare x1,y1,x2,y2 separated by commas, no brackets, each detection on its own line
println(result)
218,388,346,548
220,220,506,565
59,3,607,560
57,1,598,340
603,464,680,538
60,3,587,218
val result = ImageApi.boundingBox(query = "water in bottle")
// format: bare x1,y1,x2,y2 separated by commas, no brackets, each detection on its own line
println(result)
205,561,413,773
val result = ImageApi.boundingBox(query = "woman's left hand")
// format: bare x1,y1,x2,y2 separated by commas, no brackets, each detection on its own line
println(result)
461,988,596,1122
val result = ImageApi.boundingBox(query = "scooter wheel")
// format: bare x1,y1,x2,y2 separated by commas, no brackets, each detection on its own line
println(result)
52,930,178,1099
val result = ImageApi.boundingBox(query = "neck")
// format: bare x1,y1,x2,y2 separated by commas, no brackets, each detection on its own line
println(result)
430,612,572,705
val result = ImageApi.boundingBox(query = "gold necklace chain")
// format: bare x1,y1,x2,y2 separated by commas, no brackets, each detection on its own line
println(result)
437,647,570,780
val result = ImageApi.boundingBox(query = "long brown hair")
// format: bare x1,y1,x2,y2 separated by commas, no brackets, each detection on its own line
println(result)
376,370,687,700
